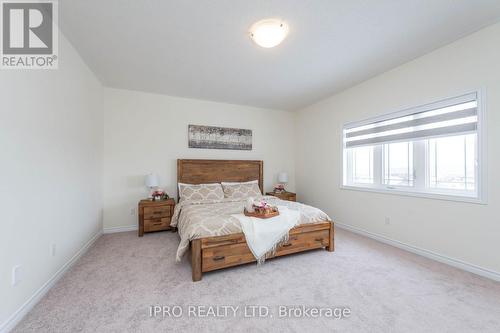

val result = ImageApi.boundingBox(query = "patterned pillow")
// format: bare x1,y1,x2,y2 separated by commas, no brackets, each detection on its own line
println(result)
178,183,224,201
221,180,262,199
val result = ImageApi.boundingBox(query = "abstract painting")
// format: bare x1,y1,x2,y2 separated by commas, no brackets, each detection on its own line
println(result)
188,125,252,150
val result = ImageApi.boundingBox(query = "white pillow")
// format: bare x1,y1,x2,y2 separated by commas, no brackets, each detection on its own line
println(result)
178,183,224,201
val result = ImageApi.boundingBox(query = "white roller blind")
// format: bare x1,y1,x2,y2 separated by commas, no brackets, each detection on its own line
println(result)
344,93,478,148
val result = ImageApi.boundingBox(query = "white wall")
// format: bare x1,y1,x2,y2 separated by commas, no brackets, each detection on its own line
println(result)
2,16,498,332
102,88,295,230
295,23,500,274
0,33,103,328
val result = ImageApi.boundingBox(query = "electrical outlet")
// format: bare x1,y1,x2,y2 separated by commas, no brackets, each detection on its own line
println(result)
130,208,136,216
384,217,391,225
12,265,22,286
51,244,56,257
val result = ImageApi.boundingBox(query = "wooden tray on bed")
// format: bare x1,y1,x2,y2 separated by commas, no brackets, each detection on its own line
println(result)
243,208,279,219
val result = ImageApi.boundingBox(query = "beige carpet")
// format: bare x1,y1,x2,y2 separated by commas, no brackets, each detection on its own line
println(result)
13,229,500,332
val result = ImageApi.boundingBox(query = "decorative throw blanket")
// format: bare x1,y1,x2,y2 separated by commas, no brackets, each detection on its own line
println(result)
231,206,300,264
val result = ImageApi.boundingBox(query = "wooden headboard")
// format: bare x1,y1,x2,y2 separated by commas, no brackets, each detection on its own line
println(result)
177,159,264,199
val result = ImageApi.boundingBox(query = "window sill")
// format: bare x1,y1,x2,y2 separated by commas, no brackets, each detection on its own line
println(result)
340,185,486,205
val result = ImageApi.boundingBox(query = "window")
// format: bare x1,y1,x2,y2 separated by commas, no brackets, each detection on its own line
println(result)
351,146,374,184
428,134,476,191
384,142,414,187
342,92,484,202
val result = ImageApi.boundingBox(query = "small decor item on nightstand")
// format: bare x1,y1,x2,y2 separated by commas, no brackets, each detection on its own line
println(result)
273,183,285,193
152,189,169,201
145,173,159,199
274,172,288,193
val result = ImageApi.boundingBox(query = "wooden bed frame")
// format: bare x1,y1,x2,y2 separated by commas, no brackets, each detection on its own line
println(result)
177,159,334,281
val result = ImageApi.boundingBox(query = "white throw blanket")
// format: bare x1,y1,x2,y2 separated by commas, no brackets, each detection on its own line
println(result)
232,206,300,264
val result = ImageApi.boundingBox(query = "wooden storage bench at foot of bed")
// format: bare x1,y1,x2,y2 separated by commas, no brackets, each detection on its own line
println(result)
190,221,334,281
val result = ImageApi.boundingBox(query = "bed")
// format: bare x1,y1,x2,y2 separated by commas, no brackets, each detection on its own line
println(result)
174,159,334,281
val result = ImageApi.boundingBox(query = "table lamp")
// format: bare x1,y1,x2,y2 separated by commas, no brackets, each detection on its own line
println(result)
276,172,288,192
145,173,159,198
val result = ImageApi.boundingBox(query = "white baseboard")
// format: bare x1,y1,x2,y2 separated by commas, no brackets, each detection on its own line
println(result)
335,222,500,282
0,230,102,333
103,225,137,234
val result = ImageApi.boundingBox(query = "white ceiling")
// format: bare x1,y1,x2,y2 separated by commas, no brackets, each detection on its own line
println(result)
59,0,500,111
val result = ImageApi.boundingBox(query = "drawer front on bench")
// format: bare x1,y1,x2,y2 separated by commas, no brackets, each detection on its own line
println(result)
276,229,329,256
201,229,329,272
202,243,255,272
144,217,171,232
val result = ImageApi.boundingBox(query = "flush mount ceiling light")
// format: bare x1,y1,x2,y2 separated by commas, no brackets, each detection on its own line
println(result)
249,19,289,48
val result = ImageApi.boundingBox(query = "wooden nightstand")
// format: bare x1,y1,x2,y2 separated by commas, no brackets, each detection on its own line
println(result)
138,198,175,237
266,191,297,202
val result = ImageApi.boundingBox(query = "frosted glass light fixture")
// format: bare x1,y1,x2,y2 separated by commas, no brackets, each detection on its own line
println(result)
249,19,289,48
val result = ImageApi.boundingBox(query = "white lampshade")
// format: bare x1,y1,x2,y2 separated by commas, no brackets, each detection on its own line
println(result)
145,173,159,188
278,172,288,183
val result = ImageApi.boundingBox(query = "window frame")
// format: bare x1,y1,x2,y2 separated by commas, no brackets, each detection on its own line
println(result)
340,90,487,204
